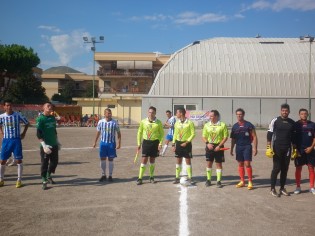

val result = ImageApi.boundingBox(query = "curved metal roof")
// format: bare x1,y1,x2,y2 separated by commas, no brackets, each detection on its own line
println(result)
149,37,315,98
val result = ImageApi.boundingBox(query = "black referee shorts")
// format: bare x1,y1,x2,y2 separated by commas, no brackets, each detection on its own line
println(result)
142,139,159,158
205,144,225,163
175,141,192,159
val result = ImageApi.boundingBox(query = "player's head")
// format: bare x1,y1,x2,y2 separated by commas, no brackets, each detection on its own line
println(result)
235,108,245,122
210,110,220,123
43,102,53,115
104,108,112,120
299,108,308,121
166,110,172,118
3,99,13,114
148,106,156,120
280,103,290,118
176,107,186,119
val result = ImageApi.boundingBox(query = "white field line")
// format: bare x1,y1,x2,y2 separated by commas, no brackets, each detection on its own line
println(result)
178,160,189,236
179,185,189,236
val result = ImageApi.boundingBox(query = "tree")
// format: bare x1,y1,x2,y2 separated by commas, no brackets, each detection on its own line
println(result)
85,81,98,98
51,93,65,103
62,81,75,104
0,44,42,101
4,73,49,104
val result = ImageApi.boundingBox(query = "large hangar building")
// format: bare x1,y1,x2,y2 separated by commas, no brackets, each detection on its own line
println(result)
142,37,315,127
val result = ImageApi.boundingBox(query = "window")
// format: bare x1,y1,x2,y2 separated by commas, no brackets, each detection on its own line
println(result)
173,104,197,113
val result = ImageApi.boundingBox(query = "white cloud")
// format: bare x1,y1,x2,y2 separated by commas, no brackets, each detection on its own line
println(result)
144,14,170,21
48,30,90,65
244,0,315,11
38,25,61,33
129,11,226,26
273,0,315,11
234,13,245,19
174,12,227,25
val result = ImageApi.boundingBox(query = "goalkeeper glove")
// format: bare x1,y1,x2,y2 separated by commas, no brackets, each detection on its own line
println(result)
41,141,52,154
291,148,299,160
265,145,274,158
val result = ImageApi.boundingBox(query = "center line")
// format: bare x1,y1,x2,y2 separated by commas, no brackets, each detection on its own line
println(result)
178,160,189,236
179,185,189,236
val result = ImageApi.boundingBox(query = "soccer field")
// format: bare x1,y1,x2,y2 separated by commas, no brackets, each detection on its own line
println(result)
1,128,315,236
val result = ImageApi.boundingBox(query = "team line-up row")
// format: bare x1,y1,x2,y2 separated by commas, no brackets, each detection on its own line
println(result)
0,101,314,196
132,104,315,198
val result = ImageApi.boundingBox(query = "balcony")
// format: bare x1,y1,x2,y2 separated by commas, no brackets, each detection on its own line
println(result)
97,69,153,78
98,86,150,95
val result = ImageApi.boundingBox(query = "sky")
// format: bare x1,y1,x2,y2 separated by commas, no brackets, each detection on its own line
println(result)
1,0,315,74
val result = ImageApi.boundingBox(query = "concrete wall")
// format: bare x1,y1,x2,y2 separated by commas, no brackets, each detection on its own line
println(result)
77,98,142,125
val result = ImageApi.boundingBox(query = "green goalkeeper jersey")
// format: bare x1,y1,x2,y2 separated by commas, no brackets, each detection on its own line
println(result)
137,118,164,146
172,119,196,143
36,114,58,146
202,121,228,144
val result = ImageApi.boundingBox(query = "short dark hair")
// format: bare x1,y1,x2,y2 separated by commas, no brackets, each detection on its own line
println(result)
166,110,171,114
105,108,112,113
3,99,12,105
281,103,290,111
299,108,308,114
149,106,156,112
210,109,220,117
235,108,245,115
177,107,186,116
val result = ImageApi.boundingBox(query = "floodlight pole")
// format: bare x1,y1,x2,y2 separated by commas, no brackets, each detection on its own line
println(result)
300,35,314,120
83,36,104,126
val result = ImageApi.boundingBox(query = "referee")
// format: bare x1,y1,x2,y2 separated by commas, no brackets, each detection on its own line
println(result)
172,107,196,185
202,110,228,188
136,106,164,185
230,108,258,190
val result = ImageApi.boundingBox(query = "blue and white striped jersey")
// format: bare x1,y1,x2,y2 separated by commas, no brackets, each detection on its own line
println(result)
0,112,29,139
96,119,120,143
167,116,176,136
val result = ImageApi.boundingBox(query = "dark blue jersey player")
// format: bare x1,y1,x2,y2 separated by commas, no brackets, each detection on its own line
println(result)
230,108,258,190
293,108,315,195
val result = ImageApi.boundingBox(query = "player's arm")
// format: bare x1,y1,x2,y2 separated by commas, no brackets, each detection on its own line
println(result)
21,122,29,140
172,122,178,151
187,121,196,142
305,133,315,154
267,118,276,146
0,125,3,137
137,122,143,150
251,128,258,156
37,125,52,154
164,121,171,128
116,131,121,149
230,128,235,155
215,137,228,152
19,114,29,139
93,131,101,148
230,138,236,156
158,122,164,149
266,118,276,157
215,125,228,152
